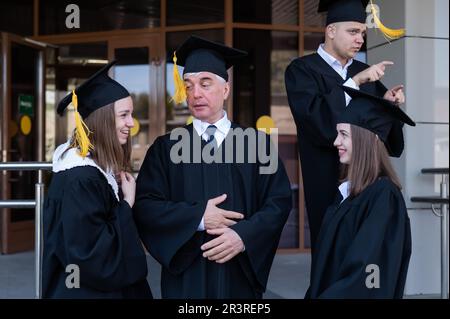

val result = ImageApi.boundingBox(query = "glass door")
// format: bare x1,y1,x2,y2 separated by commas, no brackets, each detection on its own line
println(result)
0,32,46,253
108,34,163,172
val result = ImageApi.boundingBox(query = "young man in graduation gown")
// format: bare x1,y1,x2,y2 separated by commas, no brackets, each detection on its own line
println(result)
134,36,292,299
43,61,151,298
285,0,407,251
308,87,414,298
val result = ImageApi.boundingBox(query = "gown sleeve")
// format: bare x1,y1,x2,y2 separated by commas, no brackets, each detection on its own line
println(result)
318,184,412,299
369,80,405,158
285,59,347,147
60,174,148,292
134,137,207,273
231,134,293,290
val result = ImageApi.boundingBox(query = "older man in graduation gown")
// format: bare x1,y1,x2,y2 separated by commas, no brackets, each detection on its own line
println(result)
285,0,407,251
134,36,292,299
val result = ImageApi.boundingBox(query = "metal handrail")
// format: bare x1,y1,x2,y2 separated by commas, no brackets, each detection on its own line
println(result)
0,200,36,208
411,168,449,299
0,162,52,171
0,161,52,299
421,168,449,175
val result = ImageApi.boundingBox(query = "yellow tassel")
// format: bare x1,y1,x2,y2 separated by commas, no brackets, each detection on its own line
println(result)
370,1,405,40
171,52,187,104
70,90,93,158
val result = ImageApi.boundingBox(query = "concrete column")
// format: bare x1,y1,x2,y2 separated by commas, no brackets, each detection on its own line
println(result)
367,0,449,295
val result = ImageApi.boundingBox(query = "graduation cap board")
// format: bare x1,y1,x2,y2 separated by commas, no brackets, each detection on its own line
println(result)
57,60,130,157
171,35,247,104
318,0,405,40
57,61,129,119
338,86,415,157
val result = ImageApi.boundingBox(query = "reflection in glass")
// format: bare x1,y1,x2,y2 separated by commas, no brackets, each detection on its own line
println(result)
234,0,298,25
114,47,150,171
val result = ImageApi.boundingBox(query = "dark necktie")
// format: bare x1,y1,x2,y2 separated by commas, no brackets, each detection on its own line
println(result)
205,124,218,149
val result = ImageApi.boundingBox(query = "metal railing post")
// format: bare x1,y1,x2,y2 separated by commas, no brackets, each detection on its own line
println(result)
441,174,448,299
35,170,45,299
0,162,52,299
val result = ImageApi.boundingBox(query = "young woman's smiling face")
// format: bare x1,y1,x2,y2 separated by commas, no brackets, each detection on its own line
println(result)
114,96,134,145
334,123,352,164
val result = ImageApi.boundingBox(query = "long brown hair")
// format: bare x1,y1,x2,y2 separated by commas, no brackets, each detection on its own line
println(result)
341,124,402,198
68,103,131,173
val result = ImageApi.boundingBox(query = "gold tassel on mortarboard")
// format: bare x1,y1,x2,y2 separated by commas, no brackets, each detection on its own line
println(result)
171,52,187,104
370,0,405,40
70,90,93,158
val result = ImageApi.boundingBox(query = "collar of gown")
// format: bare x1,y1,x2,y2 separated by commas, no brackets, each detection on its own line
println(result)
52,141,119,201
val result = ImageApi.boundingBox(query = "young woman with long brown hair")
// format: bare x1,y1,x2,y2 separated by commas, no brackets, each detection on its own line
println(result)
42,61,151,298
308,87,415,299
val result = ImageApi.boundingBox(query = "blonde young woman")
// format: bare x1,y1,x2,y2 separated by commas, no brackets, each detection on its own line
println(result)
308,87,414,299
42,61,151,299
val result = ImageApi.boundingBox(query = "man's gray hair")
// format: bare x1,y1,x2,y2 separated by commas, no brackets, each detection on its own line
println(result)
184,72,227,83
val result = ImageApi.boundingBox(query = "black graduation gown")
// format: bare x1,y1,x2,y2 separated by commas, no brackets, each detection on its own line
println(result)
43,166,152,299
308,177,412,299
134,123,292,298
285,53,404,251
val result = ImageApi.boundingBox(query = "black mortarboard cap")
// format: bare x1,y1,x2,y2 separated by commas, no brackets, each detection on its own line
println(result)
339,86,415,157
57,60,130,119
174,35,247,82
171,35,247,104
318,0,369,25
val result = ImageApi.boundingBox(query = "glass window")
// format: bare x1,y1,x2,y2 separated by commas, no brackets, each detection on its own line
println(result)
270,31,298,135
233,29,300,249
303,32,324,56
39,0,160,35
165,29,224,132
10,43,40,222
57,42,109,64
167,0,224,26
233,30,298,130
53,43,108,146
45,47,57,162
233,29,270,128
113,48,151,171
277,136,300,249
234,0,298,25
303,0,326,27
0,0,33,36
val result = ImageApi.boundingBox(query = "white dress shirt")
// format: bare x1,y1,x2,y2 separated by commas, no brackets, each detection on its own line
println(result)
338,181,351,203
192,110,231,147
317,44,360,106
192,110,231,231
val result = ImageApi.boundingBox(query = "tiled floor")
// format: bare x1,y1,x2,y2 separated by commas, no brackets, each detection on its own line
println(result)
0,251,441,299
0,251,310,299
